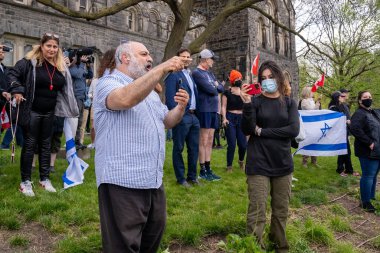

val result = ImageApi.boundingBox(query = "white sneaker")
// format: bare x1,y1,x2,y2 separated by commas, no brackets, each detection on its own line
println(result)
87,143,95,149
39,179,57,193
19,181,35,197
292,176,298,182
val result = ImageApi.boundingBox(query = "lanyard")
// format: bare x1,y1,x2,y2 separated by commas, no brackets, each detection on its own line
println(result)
44,61,56,91
9,100,20,163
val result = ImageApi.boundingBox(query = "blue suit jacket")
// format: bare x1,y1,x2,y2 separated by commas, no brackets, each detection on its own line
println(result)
165,70,198,112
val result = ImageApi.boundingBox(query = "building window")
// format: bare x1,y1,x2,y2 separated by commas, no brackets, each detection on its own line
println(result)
284,33,289,57
257,18,266,49
79,0,88,11
2,41,14,67
13,0,28,4
23,44,33,56
126,11,136,31
148,11,161,38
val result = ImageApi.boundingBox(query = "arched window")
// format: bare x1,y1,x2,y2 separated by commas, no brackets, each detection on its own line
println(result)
284,33,289,57
257,18,266,49
166,16,174,38
126,10,136,32
148,10,161,38
267,0,279,52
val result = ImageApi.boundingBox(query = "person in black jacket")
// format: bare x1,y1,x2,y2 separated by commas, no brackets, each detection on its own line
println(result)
240,60,299,252
350,90,380,213
8,33,79,197
328,91,358,177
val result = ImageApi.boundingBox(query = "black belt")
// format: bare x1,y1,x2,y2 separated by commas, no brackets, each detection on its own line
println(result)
188,110,195,114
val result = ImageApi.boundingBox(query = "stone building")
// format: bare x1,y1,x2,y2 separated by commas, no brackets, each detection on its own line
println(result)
0,0,298,93
195,0,298,97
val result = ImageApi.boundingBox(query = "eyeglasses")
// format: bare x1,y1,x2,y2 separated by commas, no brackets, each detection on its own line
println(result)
43,33,59,39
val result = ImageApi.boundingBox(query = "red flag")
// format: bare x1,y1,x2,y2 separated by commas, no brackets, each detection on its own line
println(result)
311,73,325,92
1,106,10,130
251,53,260,76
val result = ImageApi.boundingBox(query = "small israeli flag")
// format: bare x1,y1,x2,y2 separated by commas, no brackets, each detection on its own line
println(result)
62,118,89,189
295,110,348,156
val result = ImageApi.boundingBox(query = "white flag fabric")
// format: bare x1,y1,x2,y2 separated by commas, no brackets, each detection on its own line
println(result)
295,110,347,156
62,117,89,189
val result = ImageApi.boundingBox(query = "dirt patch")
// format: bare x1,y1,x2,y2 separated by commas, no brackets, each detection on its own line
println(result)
168,235,225,253
0,222,61,253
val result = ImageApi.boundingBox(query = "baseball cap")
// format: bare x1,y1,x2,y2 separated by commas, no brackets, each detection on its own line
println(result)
199,49,218,60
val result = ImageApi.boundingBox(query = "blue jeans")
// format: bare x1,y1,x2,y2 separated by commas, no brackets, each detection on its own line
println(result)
225,112,247,166
1,125,24,148
358,157,380,203
172,113,200,183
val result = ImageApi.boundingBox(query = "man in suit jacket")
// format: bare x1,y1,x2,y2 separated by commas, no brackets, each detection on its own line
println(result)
165,48,200,187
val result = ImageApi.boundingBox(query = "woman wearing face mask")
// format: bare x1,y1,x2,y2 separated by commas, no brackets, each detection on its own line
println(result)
350,91,380,213
240,60,300,252
221,70,247,172
8,33,78,197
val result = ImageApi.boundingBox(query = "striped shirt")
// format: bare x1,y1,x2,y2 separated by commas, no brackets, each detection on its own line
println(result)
94,69,169,189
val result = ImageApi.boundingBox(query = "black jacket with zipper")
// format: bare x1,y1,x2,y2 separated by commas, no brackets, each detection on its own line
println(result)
350,107,380,159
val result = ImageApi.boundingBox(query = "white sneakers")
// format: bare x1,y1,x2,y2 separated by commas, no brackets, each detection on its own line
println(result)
19,179,57,196
87,143,95,149
39,179,57,193
19,180,35,197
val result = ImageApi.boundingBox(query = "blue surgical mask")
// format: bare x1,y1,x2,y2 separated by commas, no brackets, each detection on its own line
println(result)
261,79,278,93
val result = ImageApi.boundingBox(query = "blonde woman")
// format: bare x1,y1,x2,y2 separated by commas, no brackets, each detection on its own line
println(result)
300,86,321,168
8,33,78,196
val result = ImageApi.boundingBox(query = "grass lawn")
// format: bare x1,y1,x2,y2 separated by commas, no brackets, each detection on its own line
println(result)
0,137,379,252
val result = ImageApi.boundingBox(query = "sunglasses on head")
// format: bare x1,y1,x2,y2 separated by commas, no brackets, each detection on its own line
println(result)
43,33,59,39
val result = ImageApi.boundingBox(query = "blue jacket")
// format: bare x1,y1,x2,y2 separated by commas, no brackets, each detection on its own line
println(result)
192,68,224,113
69,62,93,101
165,70,198,112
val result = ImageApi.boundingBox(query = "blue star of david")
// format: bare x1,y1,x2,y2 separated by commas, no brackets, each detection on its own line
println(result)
318,122,332,142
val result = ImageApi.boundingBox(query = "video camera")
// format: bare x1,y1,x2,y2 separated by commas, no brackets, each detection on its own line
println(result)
63,47,95,64
0,45,13,52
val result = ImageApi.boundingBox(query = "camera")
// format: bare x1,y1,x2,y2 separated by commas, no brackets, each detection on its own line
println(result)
1,45,13,52
63,47,95,64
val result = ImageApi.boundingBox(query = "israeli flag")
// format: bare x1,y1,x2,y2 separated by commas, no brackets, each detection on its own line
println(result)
295,110,348,156
62,118,89,189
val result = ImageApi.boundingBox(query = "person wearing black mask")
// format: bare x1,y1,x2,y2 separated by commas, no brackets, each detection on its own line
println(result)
221,69,247,172
350,91,380,213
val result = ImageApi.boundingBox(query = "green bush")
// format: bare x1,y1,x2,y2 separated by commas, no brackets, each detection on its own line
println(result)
305,219,334,245
329,217,351,232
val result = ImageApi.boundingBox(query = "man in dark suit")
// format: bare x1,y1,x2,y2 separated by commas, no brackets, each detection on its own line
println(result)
165,48,200,187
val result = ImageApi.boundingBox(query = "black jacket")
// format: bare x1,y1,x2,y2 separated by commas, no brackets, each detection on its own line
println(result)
8,58,79,127
350,107,380,159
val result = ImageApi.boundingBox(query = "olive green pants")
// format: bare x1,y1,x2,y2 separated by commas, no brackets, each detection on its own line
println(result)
246,174,292,253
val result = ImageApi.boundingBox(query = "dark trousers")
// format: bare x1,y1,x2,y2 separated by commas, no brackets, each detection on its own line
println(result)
75,98,84,144
172,113,200,183
98,183,166,253
1,125,24,147
20,110,54,181
336,137,353,174
358,157,380,203
225,112,247,166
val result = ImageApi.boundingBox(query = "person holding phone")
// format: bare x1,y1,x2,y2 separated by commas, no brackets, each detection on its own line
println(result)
221,70,247,172
165,48,200,187
240,60,299,252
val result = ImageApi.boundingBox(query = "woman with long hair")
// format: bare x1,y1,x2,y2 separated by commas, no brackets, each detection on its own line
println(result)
221,69,247,172
8,33,78,196
240,60,299,252
350,91,380,212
